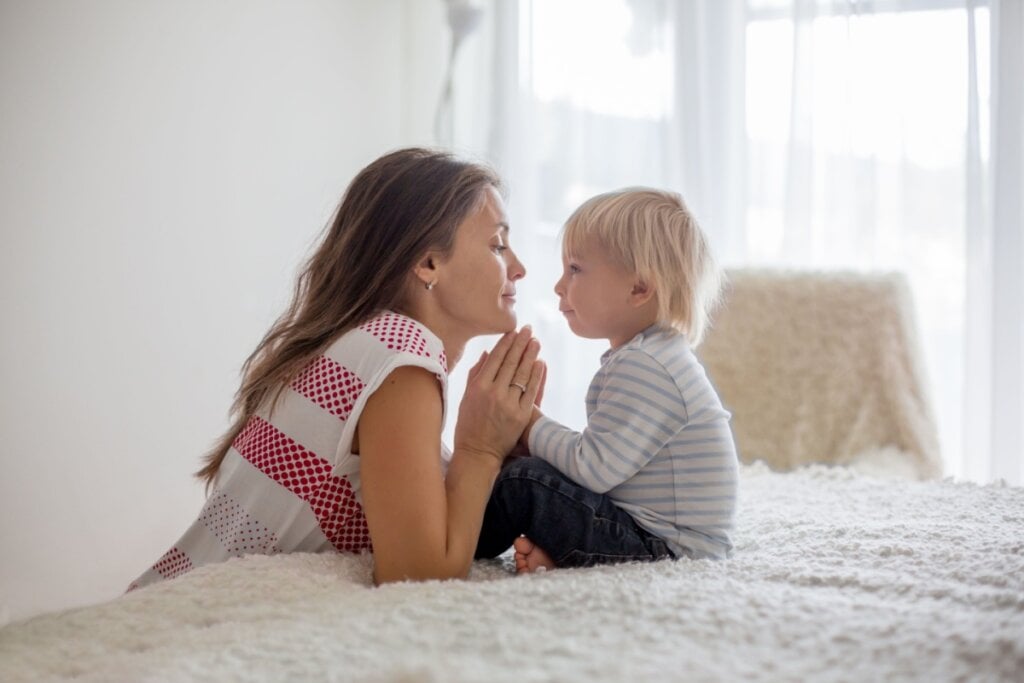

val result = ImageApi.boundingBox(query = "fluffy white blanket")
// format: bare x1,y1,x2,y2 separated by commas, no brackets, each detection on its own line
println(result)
2,461,1021,683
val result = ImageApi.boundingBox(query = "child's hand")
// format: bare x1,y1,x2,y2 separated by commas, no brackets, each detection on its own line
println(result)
520,360,546,449
518,405,545,450
504,441,531,460
534,360,547,408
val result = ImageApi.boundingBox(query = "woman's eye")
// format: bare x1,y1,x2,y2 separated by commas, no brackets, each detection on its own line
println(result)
491,244,508,254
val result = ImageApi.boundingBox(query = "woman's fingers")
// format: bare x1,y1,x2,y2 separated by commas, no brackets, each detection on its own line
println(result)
466,350,488,383
508,338,540,394
494,327,534,388
479,332,516,382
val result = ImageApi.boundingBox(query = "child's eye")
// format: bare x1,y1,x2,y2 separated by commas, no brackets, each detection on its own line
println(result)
568,264,581,274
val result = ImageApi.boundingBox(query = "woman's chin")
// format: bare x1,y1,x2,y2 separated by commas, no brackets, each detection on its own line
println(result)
504,308,519,330
485,310,518,335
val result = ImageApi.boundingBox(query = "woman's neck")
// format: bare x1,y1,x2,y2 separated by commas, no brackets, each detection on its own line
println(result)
434,327,468,371
393,302,470,372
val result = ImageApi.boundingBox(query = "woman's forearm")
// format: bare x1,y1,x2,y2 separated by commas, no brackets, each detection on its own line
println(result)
442,449,502,575
368,329,541,584
371,448,500,584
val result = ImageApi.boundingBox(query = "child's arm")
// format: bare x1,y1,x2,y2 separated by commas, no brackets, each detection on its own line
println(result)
527,351,688,493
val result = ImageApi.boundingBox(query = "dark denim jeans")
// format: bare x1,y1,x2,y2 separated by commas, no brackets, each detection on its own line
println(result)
475,456,674,568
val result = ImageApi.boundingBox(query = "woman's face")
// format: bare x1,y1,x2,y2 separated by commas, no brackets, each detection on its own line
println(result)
435,187,526,336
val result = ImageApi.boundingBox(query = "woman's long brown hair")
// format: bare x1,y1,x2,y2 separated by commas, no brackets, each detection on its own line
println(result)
196,148,502,489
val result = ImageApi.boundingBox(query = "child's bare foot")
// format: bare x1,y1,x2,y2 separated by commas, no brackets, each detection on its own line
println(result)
513,536,556,574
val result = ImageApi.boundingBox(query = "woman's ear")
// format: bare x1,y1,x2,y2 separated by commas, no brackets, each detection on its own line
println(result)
630,279,656,307
413,254,441,289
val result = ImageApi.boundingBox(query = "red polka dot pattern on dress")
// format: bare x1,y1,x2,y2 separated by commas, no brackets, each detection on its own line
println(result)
359,312,432,360
233,416,332,496
307,476,372,552
232,415,371,553
152,547,192,580
290,355,364,421
200,491,280,556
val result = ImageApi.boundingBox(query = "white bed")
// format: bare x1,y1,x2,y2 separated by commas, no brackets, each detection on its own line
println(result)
2,270,1021,682
1,460,1021,682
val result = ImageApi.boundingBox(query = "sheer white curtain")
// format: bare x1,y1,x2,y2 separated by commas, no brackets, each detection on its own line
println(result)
448,0,1023,483
966,0,1024,484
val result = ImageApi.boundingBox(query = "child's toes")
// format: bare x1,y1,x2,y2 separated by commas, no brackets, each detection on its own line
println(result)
513,536,535,555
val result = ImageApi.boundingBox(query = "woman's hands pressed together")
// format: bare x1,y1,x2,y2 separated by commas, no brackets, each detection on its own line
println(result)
455,326,546,463
361,326,546,583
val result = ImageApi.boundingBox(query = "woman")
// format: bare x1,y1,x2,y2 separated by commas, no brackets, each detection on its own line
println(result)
129,148,543,588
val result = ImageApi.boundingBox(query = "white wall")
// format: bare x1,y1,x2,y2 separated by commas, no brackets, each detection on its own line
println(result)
0,0,448,624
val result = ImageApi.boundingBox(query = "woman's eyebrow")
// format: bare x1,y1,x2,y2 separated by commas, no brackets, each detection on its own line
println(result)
496,221,510,233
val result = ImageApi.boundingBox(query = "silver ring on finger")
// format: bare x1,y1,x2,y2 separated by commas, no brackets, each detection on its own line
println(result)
509,382,528,393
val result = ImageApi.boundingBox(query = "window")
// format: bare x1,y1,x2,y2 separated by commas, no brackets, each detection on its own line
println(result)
461,0,1017,481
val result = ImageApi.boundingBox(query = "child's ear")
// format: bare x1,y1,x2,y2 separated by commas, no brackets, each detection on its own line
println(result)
630,279,656,307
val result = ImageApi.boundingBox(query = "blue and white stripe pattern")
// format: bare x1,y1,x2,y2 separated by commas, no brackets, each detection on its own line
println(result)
529,324,738,559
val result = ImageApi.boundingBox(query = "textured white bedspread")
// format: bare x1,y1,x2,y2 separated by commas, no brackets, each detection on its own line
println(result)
2,461,1022,683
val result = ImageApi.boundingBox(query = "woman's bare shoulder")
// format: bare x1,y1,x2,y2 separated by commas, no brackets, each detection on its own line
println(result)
361,364,443,429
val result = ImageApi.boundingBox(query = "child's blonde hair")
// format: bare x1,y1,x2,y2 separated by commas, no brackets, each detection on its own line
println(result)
562,187,722,345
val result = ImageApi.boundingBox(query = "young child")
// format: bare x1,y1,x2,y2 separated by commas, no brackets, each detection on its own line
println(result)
474,188,737,572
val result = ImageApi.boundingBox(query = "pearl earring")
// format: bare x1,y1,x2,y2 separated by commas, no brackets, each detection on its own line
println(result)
426,281,436,291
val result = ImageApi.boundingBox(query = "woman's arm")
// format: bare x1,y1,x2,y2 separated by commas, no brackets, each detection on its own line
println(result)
359,328,542,583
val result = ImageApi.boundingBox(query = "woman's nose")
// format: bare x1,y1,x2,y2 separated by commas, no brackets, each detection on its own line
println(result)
510,252,526,281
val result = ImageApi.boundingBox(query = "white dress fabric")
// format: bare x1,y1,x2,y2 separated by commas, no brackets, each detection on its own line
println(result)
129,311,449,590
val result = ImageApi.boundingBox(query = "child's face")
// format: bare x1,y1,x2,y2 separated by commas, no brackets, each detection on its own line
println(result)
554,242,653,348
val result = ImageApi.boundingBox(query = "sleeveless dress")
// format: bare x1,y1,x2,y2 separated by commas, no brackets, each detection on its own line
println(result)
128,311,448,590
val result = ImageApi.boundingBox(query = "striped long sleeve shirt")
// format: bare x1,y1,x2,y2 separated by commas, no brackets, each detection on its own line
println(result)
528,324,738,559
